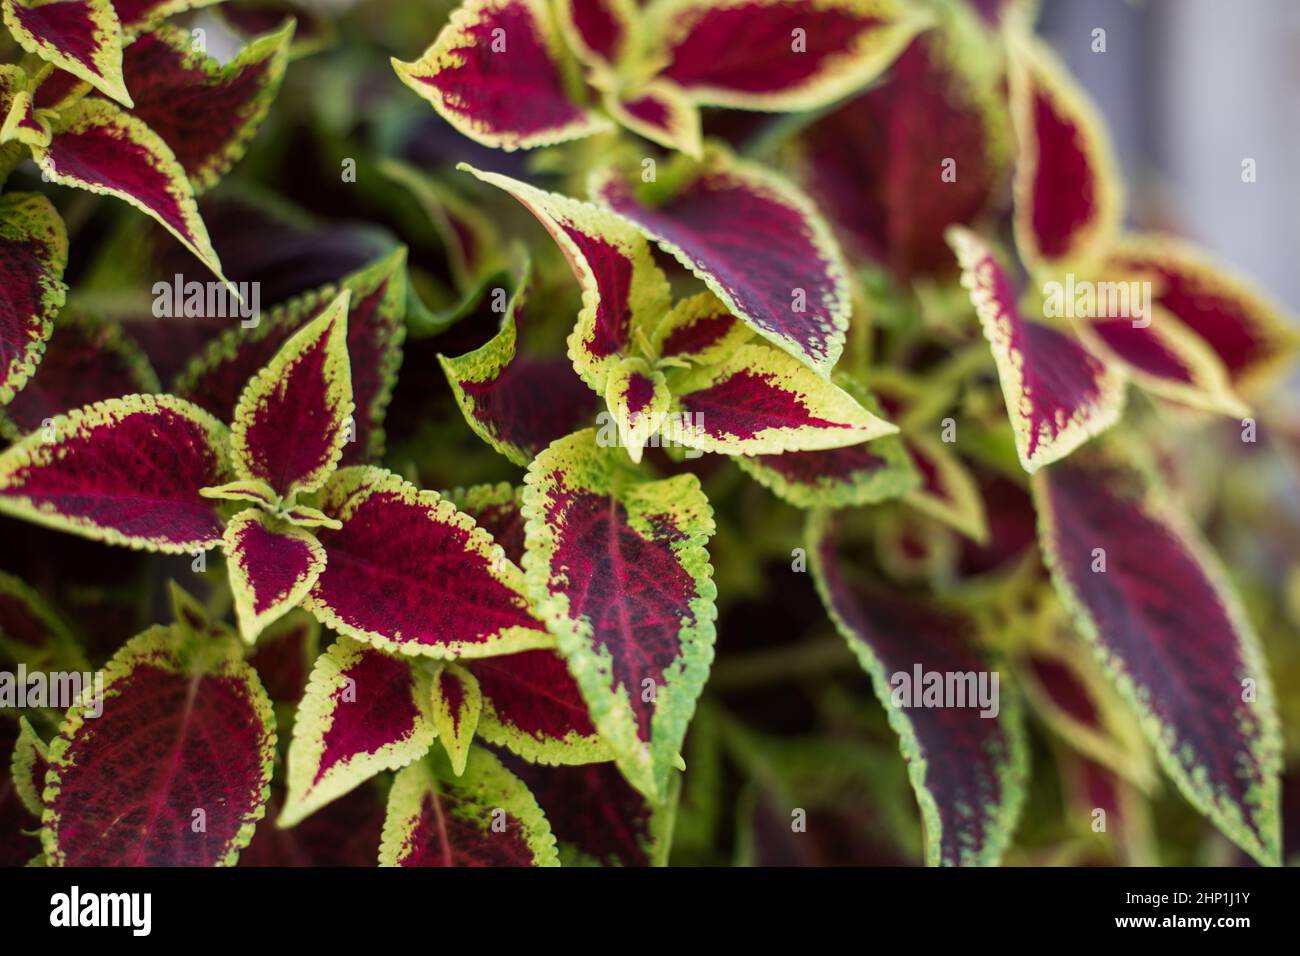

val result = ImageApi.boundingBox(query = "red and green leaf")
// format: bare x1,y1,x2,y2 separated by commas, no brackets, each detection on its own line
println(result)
1,312,158,439
393,0,612,151
902,434,989,543
507,756,675,865
948,226,1125,473
796,29,1012,281
119,20,293,192
223,509,326,644
650,290,750,365
555,0,638,73
668,342,898,455
430,662,481,776
649,0,926,112
523,428,716,799
0,68,52,147
41,625,275,866
230,291,353,499
1073,307,1247,417
809,513,1027,866
1101,234,1300,393
305,466,551,659
439,268,599,465
281,637,434,827
2,0,131,106
173,248,407,464
1008,31,1122,273
111,0,221,33
11,717,50,817
473,648,611,764
379,746,558,866
1032,445,1282,865
32,97,225,279
459,164,671,391
736,378,919,507
605,355,669,463
592,148,850,375
0,394,231,553
0,191,68,406
604,78,702,157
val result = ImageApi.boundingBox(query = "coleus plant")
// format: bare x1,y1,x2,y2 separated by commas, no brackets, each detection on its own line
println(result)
2,0,1298,869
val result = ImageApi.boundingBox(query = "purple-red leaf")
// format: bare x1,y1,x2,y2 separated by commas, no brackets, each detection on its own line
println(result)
431,663,481,776
1032,446,1282,865
592,148,850,375
112,0,220,33
281,637,434,827
306,467,551,659
33,97,225,279
0,394,231,553
797,30,1011,281
230,291,353,499
2,0,131,105
41,626,275,865
379,746,558,866
223,509,326,644
810,513,1027,866
1,312,158,439
120,21,293,192
0,191,68,406
393,0,612,151
652,0,925,112
948,226,1125,473
524,429,716,799
473,648,610,764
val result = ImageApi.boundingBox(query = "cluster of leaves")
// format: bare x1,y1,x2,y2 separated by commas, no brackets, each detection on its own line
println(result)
2,0,1298,867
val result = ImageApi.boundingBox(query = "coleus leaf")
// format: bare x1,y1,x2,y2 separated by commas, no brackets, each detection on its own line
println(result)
603,78,702,157
392,0,612,151
430,663,481,776
605,356,669,464
1008,31,1122,273
223,509,326,644
555,0,638,73
736,378,919,507
1032,445,1282,865
523,428,716,799
2,0,132,106
32,97,226,279
473,648,611,765
41,625,276,865
230,290,353,499
173,248,407,465
379,746,559,866
0,191,68,405
649,0,926,112
507,756,676,865
281,637,434,827
458,164,671,392
120,20,294,192
216,1,335,60
1101,234,1300,393
439,267,599,465
1,311,158,439
592,148,850,375
12,717,50,817
797,29,1012,281
111,0,221,34
0,66,52,147
667,342,898,455
650,290,751,366
30,64,88,111
809,513,1027,866
1073,307,1247,418
947,226,1125,473
0,394,231,553
305,466,551,658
